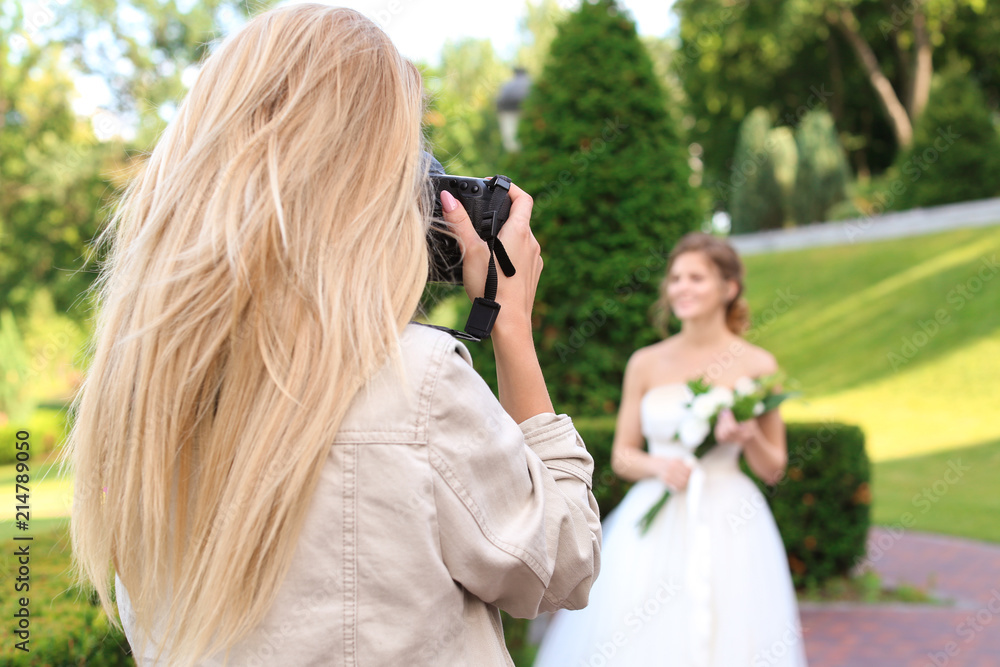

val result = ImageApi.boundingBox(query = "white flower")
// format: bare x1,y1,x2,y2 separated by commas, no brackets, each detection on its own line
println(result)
753,401,765,416
678,414,711,449
734,376,757,397
691,387,734,420
706,386,734,409
690,393,718,420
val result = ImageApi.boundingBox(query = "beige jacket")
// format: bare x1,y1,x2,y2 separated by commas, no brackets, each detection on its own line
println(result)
116,322,602,666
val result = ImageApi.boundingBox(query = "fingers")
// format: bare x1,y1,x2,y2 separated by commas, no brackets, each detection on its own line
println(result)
506,181,534,215
715,409,735,440
500,182,535,237
440,190,483,255
661,458,692,491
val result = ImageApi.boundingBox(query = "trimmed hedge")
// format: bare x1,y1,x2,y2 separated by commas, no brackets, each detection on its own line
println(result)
574,418,871,588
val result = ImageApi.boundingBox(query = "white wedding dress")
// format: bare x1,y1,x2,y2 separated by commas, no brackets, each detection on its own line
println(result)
531,383,808,667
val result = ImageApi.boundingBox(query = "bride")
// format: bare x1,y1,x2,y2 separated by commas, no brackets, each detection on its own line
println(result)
531,232,808,666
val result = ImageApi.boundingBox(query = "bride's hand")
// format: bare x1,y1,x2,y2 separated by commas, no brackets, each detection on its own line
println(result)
652,457,692,492
714,408,763,449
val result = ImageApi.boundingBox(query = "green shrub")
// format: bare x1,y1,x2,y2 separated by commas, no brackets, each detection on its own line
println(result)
574,415,631,518
893,67,1000,209
728,108,786,233
0,408,70,465
792,110,850,225
0,520,135,665
769,126,799,213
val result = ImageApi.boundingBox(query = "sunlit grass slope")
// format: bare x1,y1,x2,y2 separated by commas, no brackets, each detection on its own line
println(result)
742,224,1000,461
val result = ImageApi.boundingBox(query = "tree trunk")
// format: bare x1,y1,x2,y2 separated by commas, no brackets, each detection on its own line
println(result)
827,6,913,148
910,3,933,120
827,33,845,123
854,106,873,182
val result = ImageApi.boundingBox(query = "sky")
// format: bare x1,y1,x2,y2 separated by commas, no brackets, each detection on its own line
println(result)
335,0,680,65
68,0,679,129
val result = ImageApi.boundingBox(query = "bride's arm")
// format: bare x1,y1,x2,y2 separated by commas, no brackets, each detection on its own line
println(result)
742,406,788,486
611,351,672,483
741,355,789,485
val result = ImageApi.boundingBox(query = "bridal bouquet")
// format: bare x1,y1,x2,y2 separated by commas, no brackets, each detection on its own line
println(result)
636,373,799,535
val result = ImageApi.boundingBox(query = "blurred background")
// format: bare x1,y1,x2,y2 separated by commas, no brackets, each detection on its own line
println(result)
2,0,999,664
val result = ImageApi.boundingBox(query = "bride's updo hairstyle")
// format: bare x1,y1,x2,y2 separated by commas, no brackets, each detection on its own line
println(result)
651,232,751,337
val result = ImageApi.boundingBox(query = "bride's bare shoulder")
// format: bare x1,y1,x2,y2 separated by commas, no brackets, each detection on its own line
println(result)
629,337,678,364
624,338,675,385
736,339,780,377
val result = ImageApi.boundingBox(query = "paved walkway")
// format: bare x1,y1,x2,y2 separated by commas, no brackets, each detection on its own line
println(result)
728,197,1000,256
801,528,1000,666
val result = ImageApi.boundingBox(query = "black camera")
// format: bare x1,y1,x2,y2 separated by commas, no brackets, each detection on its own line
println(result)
422,153,516,340
425,154,513,284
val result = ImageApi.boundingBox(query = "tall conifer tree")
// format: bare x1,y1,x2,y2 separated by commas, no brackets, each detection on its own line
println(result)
485,0,703,415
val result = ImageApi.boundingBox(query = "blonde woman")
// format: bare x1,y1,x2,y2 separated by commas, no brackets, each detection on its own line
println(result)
60,5,601,666
533,232,806,666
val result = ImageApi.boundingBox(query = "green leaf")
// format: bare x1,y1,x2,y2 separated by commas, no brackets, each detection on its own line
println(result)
637,488,672,535
762,389,803,412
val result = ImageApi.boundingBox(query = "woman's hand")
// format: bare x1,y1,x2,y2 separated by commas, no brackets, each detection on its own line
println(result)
714,408,764,449
440,183,552,421
439,183,542,338
651,457,692,492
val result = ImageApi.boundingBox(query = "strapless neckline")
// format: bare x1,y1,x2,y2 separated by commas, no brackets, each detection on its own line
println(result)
642,381,743,405
641,382,687,402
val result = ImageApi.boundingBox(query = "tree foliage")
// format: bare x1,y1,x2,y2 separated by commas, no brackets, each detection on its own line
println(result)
480,0,703,415
674,0,992,210
893,67,1000,209
1,21,109,321
1,0,273,411
421,38,508,179
2,0,270,322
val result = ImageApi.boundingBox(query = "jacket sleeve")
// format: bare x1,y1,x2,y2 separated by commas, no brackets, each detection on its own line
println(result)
427,338,602,619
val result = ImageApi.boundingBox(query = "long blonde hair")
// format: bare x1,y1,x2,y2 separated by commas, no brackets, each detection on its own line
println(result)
58,5,428,665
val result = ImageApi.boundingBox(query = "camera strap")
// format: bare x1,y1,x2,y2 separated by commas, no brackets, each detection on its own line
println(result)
463,174,514,340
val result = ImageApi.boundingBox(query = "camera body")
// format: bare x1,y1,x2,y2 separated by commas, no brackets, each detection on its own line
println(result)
426,156,512,284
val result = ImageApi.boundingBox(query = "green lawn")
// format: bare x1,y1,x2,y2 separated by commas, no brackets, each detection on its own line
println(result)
871,437,1000,543
743,224,1000,461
